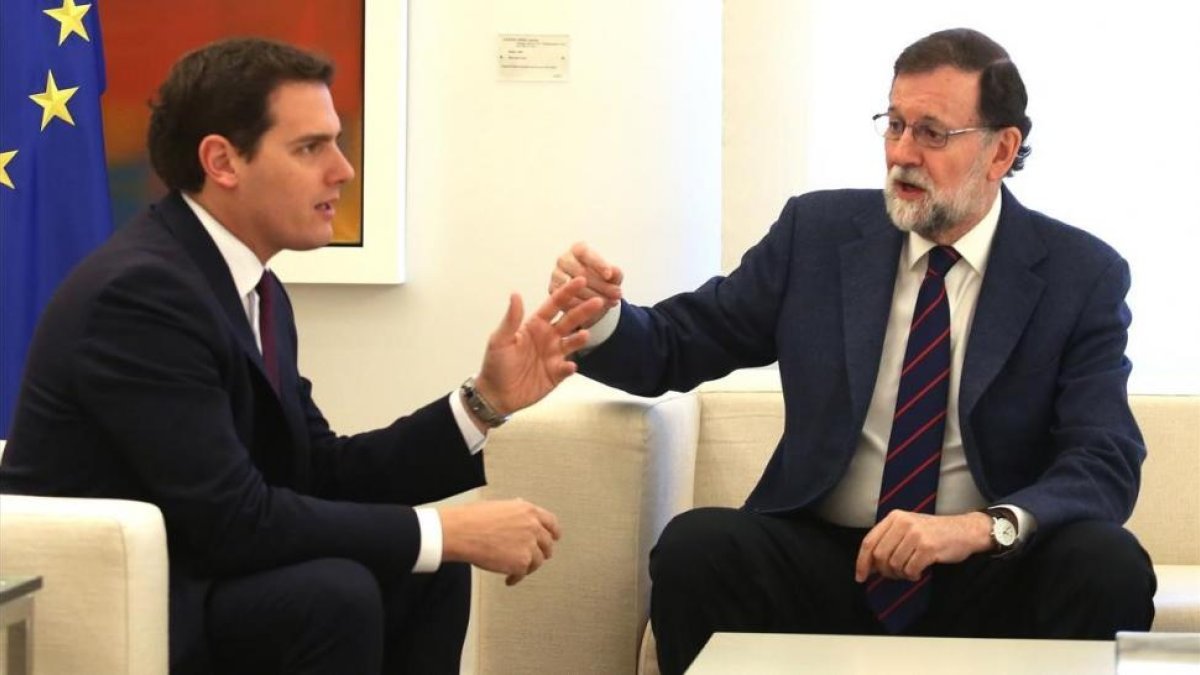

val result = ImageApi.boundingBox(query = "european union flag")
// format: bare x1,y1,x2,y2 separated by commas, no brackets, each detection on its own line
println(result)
1,0,113,437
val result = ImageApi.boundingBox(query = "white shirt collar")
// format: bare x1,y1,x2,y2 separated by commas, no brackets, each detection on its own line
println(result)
904,188,1003,276
180,193,266,299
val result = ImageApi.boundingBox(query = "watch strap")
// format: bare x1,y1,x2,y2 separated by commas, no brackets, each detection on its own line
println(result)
460,376,510,428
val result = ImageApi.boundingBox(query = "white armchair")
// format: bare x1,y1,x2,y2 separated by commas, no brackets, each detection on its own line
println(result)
0,440,169,675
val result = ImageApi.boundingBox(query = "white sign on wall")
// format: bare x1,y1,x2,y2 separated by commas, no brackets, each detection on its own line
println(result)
498,34,569,82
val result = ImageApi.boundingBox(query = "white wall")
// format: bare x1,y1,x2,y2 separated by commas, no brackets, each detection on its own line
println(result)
288,0,722,433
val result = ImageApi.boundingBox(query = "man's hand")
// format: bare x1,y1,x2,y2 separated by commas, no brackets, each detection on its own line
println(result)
439,499,561,586
548,242,624,328
472,277,606,418
855,510,992,582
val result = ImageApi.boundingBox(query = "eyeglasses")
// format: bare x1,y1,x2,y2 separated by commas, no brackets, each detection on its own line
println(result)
871,113,995,149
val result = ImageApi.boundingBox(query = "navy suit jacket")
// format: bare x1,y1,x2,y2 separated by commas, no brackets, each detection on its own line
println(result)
579,187,1144,534
0,192,486,672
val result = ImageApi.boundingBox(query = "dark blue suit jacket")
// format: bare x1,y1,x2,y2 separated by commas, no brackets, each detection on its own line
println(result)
0,192,486,672
579,187,1144,534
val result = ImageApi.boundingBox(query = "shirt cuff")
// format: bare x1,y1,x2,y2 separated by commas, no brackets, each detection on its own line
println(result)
447,390,487,454
412,507,443,573
995,503,1037,545
582,305,621,350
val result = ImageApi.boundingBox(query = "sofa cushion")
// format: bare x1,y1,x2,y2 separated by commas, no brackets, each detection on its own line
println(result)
1126,396,1200,566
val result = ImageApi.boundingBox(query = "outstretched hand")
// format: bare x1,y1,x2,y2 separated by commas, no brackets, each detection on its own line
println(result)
473,277,606,417
548,242,624,328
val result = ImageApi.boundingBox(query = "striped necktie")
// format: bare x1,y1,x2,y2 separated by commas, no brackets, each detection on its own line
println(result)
866,245,961,633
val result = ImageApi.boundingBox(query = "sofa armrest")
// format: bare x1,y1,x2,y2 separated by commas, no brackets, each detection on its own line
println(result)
0,494,169,675
474,378,699,675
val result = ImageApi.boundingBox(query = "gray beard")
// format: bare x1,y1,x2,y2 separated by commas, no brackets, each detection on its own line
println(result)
884,162,989,238
884,189,956,238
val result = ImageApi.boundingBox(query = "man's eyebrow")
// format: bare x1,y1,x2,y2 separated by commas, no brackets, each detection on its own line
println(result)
886,106,948,125
289,131,343,146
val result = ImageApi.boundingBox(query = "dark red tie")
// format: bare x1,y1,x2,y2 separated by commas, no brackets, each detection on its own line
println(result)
256,271,280,393
866,245,961,633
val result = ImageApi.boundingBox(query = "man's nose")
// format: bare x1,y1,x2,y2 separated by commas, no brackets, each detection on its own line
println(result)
886,128,923,168
329,145,355,184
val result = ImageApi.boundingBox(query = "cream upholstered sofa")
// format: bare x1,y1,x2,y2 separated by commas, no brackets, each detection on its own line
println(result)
1,370,1196,675
477,369,1200,674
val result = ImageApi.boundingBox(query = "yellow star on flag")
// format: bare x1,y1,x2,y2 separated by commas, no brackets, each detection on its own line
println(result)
0,150,17,190
29,71,79,130
43,0,92,45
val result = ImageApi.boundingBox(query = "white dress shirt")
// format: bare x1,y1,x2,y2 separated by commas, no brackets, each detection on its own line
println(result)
183,194,484,572
587,191,1034,541
816,192,1010,527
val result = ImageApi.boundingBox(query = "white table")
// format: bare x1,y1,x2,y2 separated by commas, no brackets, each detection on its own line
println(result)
687,632,1115,674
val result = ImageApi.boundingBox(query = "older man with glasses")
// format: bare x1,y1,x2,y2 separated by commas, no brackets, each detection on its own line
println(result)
547,27,1156,675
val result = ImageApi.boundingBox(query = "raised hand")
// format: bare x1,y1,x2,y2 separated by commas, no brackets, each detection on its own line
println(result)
472,277,606,417
548,242,624,327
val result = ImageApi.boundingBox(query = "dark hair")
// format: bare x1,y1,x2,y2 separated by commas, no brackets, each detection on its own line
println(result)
147,37,334,192
894,28,1032,175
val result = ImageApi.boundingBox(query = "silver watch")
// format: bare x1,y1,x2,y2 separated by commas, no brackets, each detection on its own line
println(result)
460,376,510,428
987,508,1018,555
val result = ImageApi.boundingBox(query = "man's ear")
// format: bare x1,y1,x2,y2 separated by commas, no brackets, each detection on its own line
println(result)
197,134,240,189
987,126,1022,180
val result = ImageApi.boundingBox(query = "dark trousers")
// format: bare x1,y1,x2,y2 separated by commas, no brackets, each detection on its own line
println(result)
649,507,1157,675
205,558,471,675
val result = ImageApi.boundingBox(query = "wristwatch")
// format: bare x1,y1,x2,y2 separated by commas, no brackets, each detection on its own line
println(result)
987,508,1019,556
460,376,510,428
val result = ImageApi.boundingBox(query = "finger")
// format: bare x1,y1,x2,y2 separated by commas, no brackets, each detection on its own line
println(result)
536,506,562,540
525,547,546,577
536,277,588,322
558,333,590,358
536,527,555,560
549,265,580,291
872,525,906,579
903,549,928,582
570,242,616,281
549,264,620,302
605,264,625,287
506,573,525,586
557,248,586,277
555,297,607,335
888,540,917,578
576,266,622,301
855,524,883,582
551,268,572,285
490,293,524,345
546,359,579,383
575,282,621,303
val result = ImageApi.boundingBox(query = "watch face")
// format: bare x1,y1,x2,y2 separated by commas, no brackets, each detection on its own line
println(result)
993,517,1018,547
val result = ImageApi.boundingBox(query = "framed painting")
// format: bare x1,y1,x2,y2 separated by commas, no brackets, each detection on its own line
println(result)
100,0,405,284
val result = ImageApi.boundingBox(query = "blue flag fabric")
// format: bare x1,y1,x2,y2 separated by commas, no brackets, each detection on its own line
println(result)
1,0,114,437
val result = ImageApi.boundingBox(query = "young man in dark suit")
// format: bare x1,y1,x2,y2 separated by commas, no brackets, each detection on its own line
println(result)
0,38,604,674
549,28,1155,674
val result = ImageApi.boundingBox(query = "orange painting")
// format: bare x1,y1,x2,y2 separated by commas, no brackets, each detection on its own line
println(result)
98,0,365,245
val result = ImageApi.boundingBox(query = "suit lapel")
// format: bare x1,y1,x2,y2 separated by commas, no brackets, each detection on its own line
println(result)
156,193,307,433
960,188,1047,420
840,212,904,424
155,194,269,375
